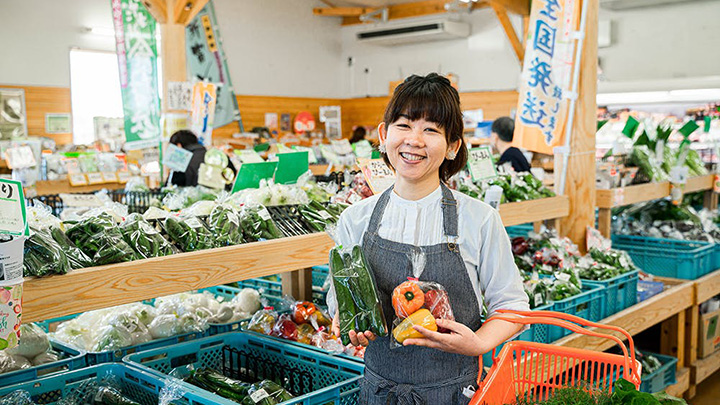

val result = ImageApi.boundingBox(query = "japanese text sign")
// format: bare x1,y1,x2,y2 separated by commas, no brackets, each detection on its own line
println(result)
467,146,498,181
0,179,28,237
163,143,194,172
513,0,581,155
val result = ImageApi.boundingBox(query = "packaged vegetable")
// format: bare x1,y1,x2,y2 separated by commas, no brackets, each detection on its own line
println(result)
6,323,51,359
90,386,141,405
207,198,244,246
296,323,316,345
311,327,345,354
23,227,71,277
162,214,216,252
185,368,250,402
291,300,331,327
49,226,93,269
239,204,283,242
271,313,298,341
246,307,278,335
392,309,437,344
120,213,176,258
242,380,294,405
65,212,138,265
329,245,388,345
299,200,339,232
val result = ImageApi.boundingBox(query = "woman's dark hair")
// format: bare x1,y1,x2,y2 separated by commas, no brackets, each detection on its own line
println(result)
169,130,199,148
349,126,367,144
381,73,467,182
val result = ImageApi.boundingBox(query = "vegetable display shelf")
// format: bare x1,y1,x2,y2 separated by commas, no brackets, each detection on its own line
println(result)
0,340,87,388
0,363,216,404
22,233,335,323
124,332,364,405
640,352,678,393
496,195,569,227
612,235,717,280
689,268,720,391
583,270,640,319
596,174,717,237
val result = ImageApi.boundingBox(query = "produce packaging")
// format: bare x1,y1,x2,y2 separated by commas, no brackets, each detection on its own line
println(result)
0,324,59,375
23,227,71,277
206,198,244,247
184,368,294,404
65,212,138,265
120,214,176,259
246,307,278,335
329,245,387,345
298,200,346,232
239,204,283,242
161,214,216,252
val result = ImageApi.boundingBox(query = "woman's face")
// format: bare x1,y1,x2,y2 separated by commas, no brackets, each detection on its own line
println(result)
380,115,458,184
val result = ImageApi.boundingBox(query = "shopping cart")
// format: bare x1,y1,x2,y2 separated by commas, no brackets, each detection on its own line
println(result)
470,309,643,405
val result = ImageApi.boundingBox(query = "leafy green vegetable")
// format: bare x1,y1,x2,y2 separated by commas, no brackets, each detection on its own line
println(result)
50,226,93,269
207,205,244,247
120,214,175,258
65,213,138,265
23,228,71,277
162,216,216,252
239,205,283,242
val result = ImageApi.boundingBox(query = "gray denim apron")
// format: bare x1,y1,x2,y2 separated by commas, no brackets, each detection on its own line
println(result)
359,184,484,405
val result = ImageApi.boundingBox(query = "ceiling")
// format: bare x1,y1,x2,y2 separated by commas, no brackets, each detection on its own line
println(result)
324,0,420,7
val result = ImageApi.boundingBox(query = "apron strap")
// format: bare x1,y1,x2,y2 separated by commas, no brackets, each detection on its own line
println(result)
367,186,395,235
440,184,459,239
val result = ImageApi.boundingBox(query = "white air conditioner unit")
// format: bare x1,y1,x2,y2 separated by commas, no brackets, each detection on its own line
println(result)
356,19,470,46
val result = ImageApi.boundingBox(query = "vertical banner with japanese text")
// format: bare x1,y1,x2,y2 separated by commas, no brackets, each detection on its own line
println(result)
186,1,243,131
513,0,581,155
190,82,217,146
111,0,161,150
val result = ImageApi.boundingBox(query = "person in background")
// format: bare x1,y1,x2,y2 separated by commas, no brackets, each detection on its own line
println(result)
349,126,367,144
490,117,531,173
167,130,237,190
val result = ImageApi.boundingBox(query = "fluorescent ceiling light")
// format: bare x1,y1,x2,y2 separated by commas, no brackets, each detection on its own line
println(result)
597,89,720,105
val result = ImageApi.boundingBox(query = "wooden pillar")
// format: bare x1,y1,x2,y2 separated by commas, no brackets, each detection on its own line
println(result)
160,0,188,111
281,268,313,302
686,303,699,399
559,0,598,250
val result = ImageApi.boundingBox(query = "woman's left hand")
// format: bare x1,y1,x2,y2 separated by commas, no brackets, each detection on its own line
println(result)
403,318,487,357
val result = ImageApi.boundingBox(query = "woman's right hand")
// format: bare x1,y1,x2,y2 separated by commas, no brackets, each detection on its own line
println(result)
332,313,376,347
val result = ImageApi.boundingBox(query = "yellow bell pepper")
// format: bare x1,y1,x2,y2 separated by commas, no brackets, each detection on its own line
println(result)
392,309,437,344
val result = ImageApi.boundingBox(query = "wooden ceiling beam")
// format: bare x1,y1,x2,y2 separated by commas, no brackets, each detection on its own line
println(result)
488,0,530,16
142,0,167,23
341,0,472,26
174,0,209,25
491,2,525,62
313,7,374,17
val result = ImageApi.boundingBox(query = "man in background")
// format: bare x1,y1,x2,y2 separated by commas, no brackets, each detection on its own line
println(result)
491,117,531,173
168,130,206,187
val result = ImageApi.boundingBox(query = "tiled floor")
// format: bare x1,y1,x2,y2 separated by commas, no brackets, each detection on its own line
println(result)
692,369,720,405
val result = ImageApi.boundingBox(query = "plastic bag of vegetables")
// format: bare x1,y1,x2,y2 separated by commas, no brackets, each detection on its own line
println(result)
628,145,670,183
161,214,216,252
23,227,71,277
120,213,176,258
48,226,93,269
206,198,244,247
0,390,34,405
239,204,283,242
65,212,138,265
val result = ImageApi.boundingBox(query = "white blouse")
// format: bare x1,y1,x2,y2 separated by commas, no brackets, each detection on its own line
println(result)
326,186,530,324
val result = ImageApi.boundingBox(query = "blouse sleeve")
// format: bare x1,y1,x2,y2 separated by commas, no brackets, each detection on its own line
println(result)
477,209,530,335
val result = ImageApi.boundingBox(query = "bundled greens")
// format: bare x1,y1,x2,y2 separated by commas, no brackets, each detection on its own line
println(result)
184,368,294,404
576,248,637,281
627,146,670,183
298,200,345,232
613,199,720,242
120,214,176,258
239,205,283,242
49,226,93,269
162,215,216,252
23,228,71,277
207,204,244,247
65,213,138,265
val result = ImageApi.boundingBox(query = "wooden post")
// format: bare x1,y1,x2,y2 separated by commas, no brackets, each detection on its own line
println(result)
685,304,699,399
281,268,313,302
159,0,188,111
559,0,598,250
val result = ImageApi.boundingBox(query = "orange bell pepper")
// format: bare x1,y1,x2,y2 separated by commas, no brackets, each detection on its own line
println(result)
392,309,437,344
392,280,425,318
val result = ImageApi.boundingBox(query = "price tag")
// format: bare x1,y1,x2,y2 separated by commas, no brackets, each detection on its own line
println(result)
4,146,37,169
59,194,103,208
318,210,333,220
69,174,88,186
467,146,498,182
359,158,395,194
117,171,131,183
258,208,271,221
163,143,194,172
669,166,689,185
86,172,105,185
0,179,28,236
352,140,373,159
250,389,270,403
320,145,341,166
235,149,264,164
101,172,118,183
713,174,720,194
185,217,203,229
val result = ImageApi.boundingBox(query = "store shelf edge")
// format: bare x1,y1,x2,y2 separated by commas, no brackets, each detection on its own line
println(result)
498,195,569,227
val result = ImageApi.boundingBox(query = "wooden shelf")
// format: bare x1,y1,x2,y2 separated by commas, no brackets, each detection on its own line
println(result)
498,196,569,227
22,233,334,323
555,279,694,351
596,175,714,209
34,179,127,196
685,174,714,194
665,367,690,397
695,267,720,304
694,347,720,385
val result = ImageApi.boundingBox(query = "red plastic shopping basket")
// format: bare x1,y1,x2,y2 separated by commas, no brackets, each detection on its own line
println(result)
470,309,642,405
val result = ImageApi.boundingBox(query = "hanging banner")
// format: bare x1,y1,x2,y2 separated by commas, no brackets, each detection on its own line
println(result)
111,0,162,150
513,0,581,155
186,1,243,131
190,81,217,146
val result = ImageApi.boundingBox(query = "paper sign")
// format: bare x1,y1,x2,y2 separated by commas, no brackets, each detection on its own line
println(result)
275,151,310,185
4,146,36,169
101,172,119,183
232,161,278,192
69,174,88,186
264,113,278,129
197,163,225,189
467,146,498,181
359,158,395,194
292,146,318,164
0,179,28,236
86,172,105,185
235,149,264,164
59,194,104,208
670,166,689,185
330,139,353,155
613,188,625,206
117,171,131,183
163,143,194,172
622,117,640,138
166,82,192,111
353,140,373,159
45,113,72,134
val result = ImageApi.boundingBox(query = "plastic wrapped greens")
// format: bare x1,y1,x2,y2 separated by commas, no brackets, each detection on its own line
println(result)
65,213,138,265
23,228,71,277
684,148,708,177
49,226,93,269
628,145,670,182
161,215,216,252
299,200,344,232
207,201,244,247
239,204,283,242
329,245,387,345
120,214,176,258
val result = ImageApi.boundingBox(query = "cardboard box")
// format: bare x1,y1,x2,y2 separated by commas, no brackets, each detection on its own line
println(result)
699,308,720,358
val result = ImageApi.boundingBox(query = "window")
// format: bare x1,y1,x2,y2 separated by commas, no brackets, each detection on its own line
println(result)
69,49,123,145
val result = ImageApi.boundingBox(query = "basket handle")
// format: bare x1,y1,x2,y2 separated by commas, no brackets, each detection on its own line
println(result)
487,312,640,385
495,309,637,367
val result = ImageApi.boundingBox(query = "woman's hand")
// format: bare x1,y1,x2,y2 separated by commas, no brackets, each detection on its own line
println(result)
402,318,487,356
332,313,376,347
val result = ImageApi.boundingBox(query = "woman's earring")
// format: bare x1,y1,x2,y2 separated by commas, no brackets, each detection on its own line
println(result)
379,143,387,154
446,151,457,160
